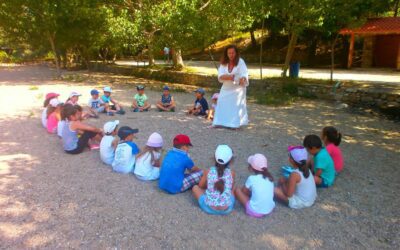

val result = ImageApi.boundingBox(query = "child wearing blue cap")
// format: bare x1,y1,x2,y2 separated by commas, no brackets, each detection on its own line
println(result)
156,85,176,112
132,85,151,112
101,86,125,115
87,89,106,118
187,88,209,116
112,126,140,173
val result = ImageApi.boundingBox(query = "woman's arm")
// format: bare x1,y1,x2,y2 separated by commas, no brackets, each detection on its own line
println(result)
238,59,249,87
72,121,102,133
217,65,234,82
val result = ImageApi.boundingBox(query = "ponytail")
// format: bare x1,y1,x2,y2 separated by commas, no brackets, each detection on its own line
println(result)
214,161,228,194
260,168,274,182
322,126,342,146
296,160,310,178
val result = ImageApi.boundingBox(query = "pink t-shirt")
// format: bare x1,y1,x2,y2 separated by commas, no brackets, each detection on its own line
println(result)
326,143,343,173
47,112,59,134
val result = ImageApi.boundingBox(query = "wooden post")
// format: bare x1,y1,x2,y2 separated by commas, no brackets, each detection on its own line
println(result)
347,33,355,69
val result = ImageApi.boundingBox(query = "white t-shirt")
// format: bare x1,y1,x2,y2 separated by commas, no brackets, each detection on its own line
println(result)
112,141,139,174
292,169,317,203
41,108,47,128
57,120,66,138
134,151,161,178
245,174,275,214
100,135,116,165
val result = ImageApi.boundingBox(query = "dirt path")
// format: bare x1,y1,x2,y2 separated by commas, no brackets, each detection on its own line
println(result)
0,65,399,249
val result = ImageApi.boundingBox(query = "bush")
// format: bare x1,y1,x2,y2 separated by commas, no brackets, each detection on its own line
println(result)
0,51,9,63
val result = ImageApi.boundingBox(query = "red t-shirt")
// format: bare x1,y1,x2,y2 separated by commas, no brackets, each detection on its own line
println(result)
326,143,344,173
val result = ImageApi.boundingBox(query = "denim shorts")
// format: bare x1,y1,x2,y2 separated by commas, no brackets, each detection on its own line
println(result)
198,194,235,215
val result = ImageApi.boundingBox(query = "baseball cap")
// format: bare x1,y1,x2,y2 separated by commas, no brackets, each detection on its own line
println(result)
45,92,59,101
49,98,61,107
146,132,163,148
137,85,145,90
288,146,308,164
90,89,99,95
163,85,170,91
103,86,112,93
248,153,268,171
194,88,205,95
103,120,120,134
69,91,81,98
215,145,233,165
211,93,219,100
173,134,192,146
118,126,139,140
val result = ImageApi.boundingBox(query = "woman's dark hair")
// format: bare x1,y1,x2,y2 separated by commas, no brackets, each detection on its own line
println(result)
322,126,342,146
303,134,322,149
220,44,240,66
214,161,230,194
74,104,83,112
253,167,274,181
62,104,78,120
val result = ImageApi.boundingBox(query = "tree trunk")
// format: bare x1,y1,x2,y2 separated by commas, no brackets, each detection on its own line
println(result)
47,32,61,77
281,32,298,77
259,19,265,80
307,36,318,67
330,34,339,83
250,28,257,48
394,0,400,17
172,48,184,69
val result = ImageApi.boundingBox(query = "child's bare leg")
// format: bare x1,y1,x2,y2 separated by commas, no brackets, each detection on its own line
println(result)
234,186,250,207
192,185,205,200
274,186,289,205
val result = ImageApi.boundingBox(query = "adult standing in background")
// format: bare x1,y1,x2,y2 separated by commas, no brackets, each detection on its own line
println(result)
163,46,170,64
212,45,249,129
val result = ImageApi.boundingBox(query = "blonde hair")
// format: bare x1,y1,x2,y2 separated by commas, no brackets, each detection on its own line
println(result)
136,146,161,165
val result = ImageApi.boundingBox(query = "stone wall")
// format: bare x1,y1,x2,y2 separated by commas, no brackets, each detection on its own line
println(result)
89,63,400,115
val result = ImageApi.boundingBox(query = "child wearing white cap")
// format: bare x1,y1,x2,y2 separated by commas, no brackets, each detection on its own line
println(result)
101,86,125,115
134,132,164,181
192,145,236,215
100,120,120,165
274,146,317,209
66,91,81,105
235,153,275,218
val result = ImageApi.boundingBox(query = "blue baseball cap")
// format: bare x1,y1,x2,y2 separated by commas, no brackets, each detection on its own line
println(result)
194,88,205,95
118,126,139,140
163,85,170,91
136,85,145,90
90,89,99,95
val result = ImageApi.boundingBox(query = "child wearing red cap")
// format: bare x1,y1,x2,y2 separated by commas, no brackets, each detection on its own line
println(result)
274,146,317,209
235,153,275,218
159,134,203,194
41,92,60,128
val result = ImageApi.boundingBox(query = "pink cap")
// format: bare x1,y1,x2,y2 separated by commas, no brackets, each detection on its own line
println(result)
212,93,219,100
248,153,268,171
45,92,59,100
146,132,163,148
288,146,308,164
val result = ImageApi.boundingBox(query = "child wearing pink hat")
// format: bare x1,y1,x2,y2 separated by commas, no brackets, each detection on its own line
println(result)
207,93,219,120
41,92,60,128
134,132,164,181
274,146,317,209
234,153,275,218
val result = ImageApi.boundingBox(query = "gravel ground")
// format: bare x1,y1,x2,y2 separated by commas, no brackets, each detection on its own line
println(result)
0,65,399,249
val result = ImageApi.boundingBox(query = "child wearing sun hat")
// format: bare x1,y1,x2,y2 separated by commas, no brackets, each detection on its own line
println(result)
100,120,120,166
274,146,317,209
42,92,60,128
134,132,164,181
234,153,275,218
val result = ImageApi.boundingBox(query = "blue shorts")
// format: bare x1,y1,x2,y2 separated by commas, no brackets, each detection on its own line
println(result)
317,178,330,188
198,194,235,215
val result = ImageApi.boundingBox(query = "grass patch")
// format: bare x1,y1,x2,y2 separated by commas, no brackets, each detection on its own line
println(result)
29,86,39,90
253,91,297,106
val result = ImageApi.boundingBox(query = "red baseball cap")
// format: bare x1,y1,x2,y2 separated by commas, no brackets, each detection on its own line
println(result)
45,92,59,100
173,134,193,146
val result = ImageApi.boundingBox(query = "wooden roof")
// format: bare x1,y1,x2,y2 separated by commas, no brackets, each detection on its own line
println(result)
340,17,400,35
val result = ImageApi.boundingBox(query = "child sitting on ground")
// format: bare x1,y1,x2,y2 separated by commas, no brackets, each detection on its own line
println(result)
322,126,344,174
66,91,81,105
57,103,73,138
187,88,209,116
156,86,176,112
303,134,335,187
274,146,317,209
132,85,151,112
192,145,236,215
62,105,103,154
42,92,60,128
100,120,120,166
112,126,140,173
87,89,105,118
235,153,275,218
134,132,164,181
207,93,219,120
101,86,125,115
46,99,63,134
159,134,203,194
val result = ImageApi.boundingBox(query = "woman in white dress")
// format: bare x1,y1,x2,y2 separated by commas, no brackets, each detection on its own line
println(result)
212,45,249,129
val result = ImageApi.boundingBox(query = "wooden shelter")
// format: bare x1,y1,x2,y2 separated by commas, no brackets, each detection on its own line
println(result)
340,17,400,70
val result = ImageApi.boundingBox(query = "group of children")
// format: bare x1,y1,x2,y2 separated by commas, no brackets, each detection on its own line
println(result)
41,88,343,218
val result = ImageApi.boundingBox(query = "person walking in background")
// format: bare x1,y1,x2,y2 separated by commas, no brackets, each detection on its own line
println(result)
163,46,170,64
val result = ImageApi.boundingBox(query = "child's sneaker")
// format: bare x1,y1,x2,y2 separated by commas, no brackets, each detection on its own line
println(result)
90,144,100,150
116,110,125,115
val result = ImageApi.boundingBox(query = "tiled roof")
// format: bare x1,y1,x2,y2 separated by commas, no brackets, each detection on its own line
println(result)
340,17,400,35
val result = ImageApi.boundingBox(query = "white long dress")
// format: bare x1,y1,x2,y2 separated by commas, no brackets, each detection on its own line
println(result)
213,58,249,128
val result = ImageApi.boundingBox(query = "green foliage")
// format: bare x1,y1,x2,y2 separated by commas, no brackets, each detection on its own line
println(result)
0,51,9,63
